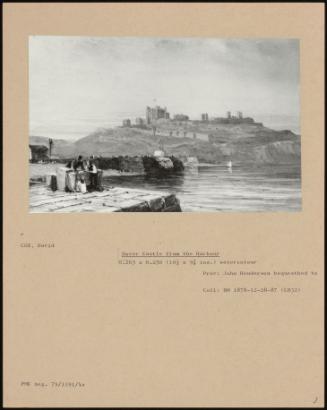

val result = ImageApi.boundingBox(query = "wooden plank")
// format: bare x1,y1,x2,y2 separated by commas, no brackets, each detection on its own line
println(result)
30,195,82,208
29,183,181,213
30,193,104,207
40,200,91,212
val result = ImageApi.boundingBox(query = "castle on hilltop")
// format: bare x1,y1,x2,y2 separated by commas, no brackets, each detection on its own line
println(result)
121,105,262,128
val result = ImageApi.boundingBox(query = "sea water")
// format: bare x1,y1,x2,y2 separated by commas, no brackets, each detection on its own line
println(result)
102,164,302,212
29,163,302,212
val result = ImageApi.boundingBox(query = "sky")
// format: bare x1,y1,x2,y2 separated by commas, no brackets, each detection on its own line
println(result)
29,36,300,139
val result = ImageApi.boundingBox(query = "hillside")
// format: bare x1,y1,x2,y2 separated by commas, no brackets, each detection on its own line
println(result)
30,122,301,165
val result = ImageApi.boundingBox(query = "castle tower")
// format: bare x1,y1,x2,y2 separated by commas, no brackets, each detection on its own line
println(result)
146,105,170,124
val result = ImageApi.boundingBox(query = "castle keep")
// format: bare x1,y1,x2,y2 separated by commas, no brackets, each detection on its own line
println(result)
146,106,170,124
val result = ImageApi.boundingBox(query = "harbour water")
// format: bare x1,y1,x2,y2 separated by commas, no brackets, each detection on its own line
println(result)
30,163,302,212
102,164,302,212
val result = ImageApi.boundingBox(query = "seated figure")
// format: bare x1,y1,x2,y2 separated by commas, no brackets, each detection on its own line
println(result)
76,176,87,194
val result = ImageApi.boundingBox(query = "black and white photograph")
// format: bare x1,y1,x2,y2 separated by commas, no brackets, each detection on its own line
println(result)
29,36,301,213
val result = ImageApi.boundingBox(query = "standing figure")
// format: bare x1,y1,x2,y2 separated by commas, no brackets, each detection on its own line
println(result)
88,157,98,191
73,155,85,171
71,155,86,191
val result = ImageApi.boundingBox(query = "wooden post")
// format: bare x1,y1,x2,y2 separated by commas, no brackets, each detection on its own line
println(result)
49,138,53,160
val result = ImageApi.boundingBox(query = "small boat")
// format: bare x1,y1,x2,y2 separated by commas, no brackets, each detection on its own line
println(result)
154,150,165,158
227,160,233,168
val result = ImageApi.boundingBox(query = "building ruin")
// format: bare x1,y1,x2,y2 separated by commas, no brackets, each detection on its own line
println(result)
146,106,170,124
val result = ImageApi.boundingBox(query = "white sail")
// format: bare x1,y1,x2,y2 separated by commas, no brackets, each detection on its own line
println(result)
154,150,165,157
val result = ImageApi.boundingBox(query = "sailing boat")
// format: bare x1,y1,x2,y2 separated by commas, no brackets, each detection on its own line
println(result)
227,160,233,169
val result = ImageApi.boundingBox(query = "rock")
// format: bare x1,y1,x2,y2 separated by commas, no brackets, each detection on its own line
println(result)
164,194,179,208
120,200,151,212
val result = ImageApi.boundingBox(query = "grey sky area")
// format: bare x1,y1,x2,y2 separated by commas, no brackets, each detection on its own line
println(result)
29,37,300,139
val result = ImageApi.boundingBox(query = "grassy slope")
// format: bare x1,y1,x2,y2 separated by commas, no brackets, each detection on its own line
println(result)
30,122,301,165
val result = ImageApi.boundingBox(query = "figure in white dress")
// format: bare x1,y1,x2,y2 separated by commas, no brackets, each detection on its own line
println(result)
76,176,87,194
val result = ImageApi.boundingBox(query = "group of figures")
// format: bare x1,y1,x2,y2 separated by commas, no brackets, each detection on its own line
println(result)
65,155,103,193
